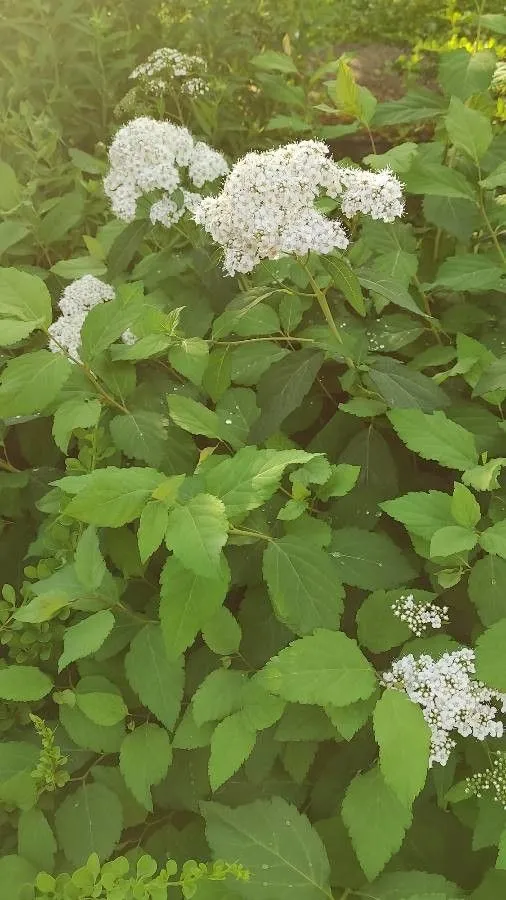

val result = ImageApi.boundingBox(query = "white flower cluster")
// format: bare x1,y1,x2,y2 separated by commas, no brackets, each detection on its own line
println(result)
391,593,449,637
130,47,208,97
104,117,228,224
192,140,404,275
465,751,506,807
48,275,115,362
492,61,506,95
382,648,506,767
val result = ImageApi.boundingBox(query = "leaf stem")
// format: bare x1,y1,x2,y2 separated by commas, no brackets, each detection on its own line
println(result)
230,527,272,542
0,457,20,474
478,188,506,266
300,260,343,346
212,336,316,346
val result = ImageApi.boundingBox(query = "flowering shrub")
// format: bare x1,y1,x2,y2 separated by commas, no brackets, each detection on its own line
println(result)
3,14,506,900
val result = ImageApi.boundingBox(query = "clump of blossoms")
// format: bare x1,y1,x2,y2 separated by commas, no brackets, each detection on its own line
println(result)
130,47,208,97
391,593,449,637
104,117,228,225
192,140,404,276
48,275,115,362
465,751,506,807
382,648,506,767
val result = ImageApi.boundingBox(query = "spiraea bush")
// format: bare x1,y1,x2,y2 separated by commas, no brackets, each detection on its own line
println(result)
3,4,506,899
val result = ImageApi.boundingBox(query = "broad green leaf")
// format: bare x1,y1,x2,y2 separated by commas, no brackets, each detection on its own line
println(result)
37,191,84,244
209,712,256,790
80,285,143,362
381,490,454,540
167,394,237,446
75,525,106,591
204,446,316,519
468,555,506,625
76,691,127,726
110,410,168,467
370,870,460,899
203,797,331,900
159,555,230,658
213,294,280,339
138,501,169,562
59,676,125,753
357,269,425,317
215,386,260,446
324,256,365,316
0,220,28,256
203,345,232,401
0,665,52,701
275,704,338,742
240,679,285,730
64,466,165,526
373,88,447,126
388,408,478,471
165,493,228,579
192,669,247,726
52,397,101,452
251,50,298,73
58,610,115,672
475,618,506,691
438,48,495,100
125,624,184,730
316,463,360,500
480,160,506,190
356,589,413,652
173,707,214,749
374,689,431,808
430,525,477,558
107,220,149,279
342,766,412,881
0,856,37,900
50,256,107,278
445,97,493,162
434,254,505,292
250,349,325,442
330,527,417,590
0,742,39,809
18,808,56,872
0,350,71,418
258,629,376,707
0,161,21,210
230,341,289,385
263,535,344,634
202,606,242,655
479,520,506,558
403,160,476,201
14,592,68,624
366,357,450,411
169,337,209,386
327,695,376,741
423,195,480,242
0,268,52,345
120,723,172,811
451,483,481,529
55,783,123,865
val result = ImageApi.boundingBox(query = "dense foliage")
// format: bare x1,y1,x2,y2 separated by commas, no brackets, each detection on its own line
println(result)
4,2,506,899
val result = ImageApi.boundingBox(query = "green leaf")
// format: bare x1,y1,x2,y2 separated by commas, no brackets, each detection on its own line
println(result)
64,466,165,526
120,723,172,811
327,696,376,741
110,409,168,467
202,606,242,655
52,397,101,452
106,220,149,279
250,349,325,442
369,871,460,899
169,337,209,386
203,797,331,900
388,408,478,471
165,493,228,579
357,269,425,318
58,610,115,672
59,676,125,753
356,589,413,652
159,555,230,658
374,690,431,808
0,742,39,809
18,808,56,872
203,346,232,401
373,88,447,126
403,160,476,201
434,254,505,292
204,446,316,519
80,285,143,362
251,50,298,73
263,535,344,634
125,624,183,730
479,520,506,558
209,712,256,790
55,782,123,866
0,350,71,418
0,856,37,900
138,501,169,562
0,161,22,210
0,268,52,345
438,48,495,100
342,766,412,881
423,195,480,242
475,618,506,691
167,394,236,446
14,592,69,624
230,341,289,385
381,490,454,540
316,463,360,500
445,97,493,162
50,256,107,278
324,256,365,316
430,525,477,558
257,629,376,706
330,527,417,590
192,669,247,726
0,665,52,701
366,357,450,412
451,482,481,529
468,555,506,625
76,691,127,726
0,220,28,256
38,191,84,244
75,525,106,591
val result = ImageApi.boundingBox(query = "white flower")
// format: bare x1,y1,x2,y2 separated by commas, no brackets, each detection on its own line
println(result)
104,117,228,224
383,648,506,767
391,593,449,637
465,751,506,807
48,276,115,363
192,140,404,276
130,47,208,96
121,328,137,346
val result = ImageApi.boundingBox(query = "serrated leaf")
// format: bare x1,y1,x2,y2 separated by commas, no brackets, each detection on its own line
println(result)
403,160,476,201
430,525,477,558
330,527,417,590
120,723,172,811
451,483,481,529
324,256,365,316
0,350,71,418
251,50,298,73
479,520,506,558
388,408,478,471
75,525,106,591
55,783,123,865
58,610,115,672
52,398,101,452
468,555,506,626
374,689,431,808
64,466,165,526
203,797,331,900
167,394,239,447
342,766,412,881
357,269,425,317
14,592,69,624
0,268,52,345
169,337,209,386
258,629,376,706
138,501,169,562
18,808,56,872
125,624,184,730
250,349,325,442
439,48,495,100
367,357,450,412
192,669,247,726
80,285,143,362
446,97,493,162
263,535,344,634
357,589,413,652
110,410,168,467
475,617,506,691
0,666,52,701
76,691,127,726
381,490,454,540
434,254,505,292
201,606,242,655
165,493,228,579
209,712,256,790
159,555,230,658
0,856,36,900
